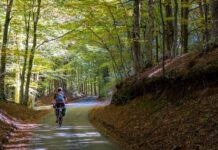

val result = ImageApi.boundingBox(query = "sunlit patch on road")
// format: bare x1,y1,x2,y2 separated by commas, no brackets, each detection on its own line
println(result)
3,143,29,149
30,124,112,149
55,131,101,138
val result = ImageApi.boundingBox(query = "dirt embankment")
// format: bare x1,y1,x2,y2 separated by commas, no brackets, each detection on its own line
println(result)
112,49,218,105
0,101,49,148
90,49,218,149
90,94,218,150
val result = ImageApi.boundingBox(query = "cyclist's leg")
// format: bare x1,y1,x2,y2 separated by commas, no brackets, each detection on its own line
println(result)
61,103,66,116
55,104,59,116
63,107,66,116
55,103,60,122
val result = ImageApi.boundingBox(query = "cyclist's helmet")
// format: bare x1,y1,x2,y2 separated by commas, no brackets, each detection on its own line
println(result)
58,87,63,92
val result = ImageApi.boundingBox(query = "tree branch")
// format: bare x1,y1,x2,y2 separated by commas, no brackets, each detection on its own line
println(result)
36,29,76,49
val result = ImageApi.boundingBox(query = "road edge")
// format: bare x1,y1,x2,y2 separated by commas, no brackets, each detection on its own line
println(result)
89,107,130,150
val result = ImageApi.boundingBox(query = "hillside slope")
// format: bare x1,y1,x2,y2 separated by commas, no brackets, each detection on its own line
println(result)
112,49,218,105
90,49,218,150
0,102,48,148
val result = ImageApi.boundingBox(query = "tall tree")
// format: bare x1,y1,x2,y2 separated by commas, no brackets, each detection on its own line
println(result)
0,0,14,101
159,0,165,75
132,0,142,74
181,0,189,53
173,0,178,56
20,1,32,104
24,0,41,105
198,0,210,50
143,0,155,66
165,0,174,58
210,0,218,46
203,0,210,50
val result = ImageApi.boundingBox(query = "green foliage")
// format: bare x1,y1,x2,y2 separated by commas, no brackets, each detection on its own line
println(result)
0,0,216,104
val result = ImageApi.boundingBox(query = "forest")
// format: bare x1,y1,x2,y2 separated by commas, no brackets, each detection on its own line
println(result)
0,0,217,106
0,0,218,149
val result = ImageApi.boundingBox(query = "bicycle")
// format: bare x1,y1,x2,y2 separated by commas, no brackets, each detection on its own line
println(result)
56,106,64,127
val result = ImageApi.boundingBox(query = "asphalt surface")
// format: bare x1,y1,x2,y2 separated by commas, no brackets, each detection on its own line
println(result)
29,97,120,150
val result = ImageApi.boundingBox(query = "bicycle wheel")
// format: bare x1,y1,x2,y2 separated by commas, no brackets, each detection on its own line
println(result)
58,116,62,127
58,109,63,127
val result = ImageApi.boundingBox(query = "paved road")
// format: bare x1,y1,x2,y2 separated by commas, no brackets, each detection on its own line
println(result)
29,97,120,150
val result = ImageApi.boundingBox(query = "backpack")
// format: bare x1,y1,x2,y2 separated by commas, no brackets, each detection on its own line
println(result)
56,93,64,103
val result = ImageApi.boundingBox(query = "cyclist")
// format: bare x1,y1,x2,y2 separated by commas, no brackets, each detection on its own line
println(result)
52,87,67,123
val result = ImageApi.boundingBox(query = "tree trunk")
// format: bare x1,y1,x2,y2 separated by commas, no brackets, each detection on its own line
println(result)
198,0,205,41
82,83,84,93
165,0,174,58
173,0,178,57
144,0,155,66
210,0,218,45
181,0,189,53
24,0,41,105
98,82,101,97
20,2,32,104
94,80,97,96
0,0,14,101
155,35,159,63
132,0,142,74
86,82,88,95
199,0,210,50
203,0,209,51
159,0,165,76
